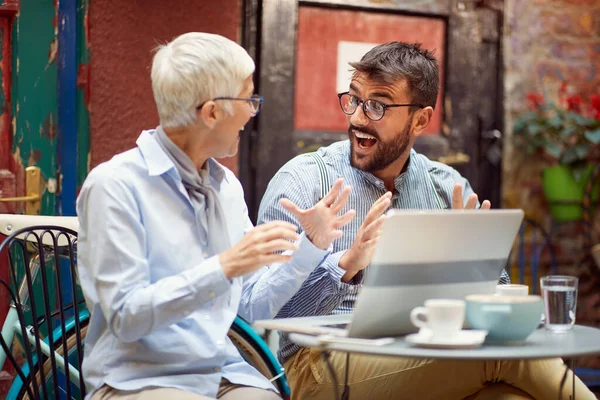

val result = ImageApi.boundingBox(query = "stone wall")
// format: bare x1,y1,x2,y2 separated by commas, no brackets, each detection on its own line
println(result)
503,0,600,369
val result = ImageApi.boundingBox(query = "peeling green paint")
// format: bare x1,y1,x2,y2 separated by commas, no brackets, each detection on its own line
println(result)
12,0,58,215
76,0,90,190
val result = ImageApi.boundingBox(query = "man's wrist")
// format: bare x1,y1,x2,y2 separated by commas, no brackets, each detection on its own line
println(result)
339,251,363,282
341,270,358,283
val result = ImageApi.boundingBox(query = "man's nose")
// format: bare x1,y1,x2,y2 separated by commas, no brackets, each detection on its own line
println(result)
349,103,369,127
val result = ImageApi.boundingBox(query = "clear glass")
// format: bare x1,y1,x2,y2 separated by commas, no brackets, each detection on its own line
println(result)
540,275,578,333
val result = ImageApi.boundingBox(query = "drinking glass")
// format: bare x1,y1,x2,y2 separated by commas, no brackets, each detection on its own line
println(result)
540,275,578,333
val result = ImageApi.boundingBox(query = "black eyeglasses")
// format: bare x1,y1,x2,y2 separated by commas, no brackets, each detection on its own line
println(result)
197,94,264,115
337,92,423,121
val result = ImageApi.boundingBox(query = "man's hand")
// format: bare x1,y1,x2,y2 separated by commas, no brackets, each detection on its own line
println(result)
279,178,356,250
338,191,392,283
452,183,491,210
219,221,300,279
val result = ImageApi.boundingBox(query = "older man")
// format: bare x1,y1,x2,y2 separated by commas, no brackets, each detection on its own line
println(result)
258,42,594,399
76,32,355,400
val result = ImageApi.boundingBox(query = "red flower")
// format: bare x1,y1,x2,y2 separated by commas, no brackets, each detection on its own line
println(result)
526,93,544,109
559,82,568,97
594,109,600,121
566,94,583,112
590,94,600,113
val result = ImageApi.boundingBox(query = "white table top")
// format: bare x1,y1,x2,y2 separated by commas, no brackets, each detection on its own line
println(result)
289,325,600,360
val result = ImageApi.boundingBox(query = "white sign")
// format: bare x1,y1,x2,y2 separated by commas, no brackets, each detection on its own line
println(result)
336,41,379,93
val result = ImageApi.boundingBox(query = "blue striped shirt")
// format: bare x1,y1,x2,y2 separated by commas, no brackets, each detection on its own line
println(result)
257,140,510,363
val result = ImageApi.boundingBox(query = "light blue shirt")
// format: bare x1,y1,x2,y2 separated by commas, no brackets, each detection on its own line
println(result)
257,140,510,363
76,130,330,398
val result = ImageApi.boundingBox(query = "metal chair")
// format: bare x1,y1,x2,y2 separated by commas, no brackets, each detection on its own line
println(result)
0,214,290,399
0,219,85,399
512,217,558,294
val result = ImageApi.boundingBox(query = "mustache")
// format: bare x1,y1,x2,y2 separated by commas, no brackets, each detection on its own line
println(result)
348,124,379,140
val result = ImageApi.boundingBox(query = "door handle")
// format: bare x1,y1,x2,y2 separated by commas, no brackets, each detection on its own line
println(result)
0,166,42,214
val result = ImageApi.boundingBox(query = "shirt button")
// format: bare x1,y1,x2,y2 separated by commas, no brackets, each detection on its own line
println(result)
214,367,221,372
216,340,224,346
209,291,215,298
205,315,211,321
202,251,208,258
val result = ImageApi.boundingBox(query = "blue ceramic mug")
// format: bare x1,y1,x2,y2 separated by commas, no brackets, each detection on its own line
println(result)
465,294,543,344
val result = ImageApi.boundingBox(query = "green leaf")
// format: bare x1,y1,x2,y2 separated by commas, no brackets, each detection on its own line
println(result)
548,114,562,129
544,143,562,159
561,148,579,165
574,143,590,159
584,128,600,144
560,125,578,138
527,123,545,136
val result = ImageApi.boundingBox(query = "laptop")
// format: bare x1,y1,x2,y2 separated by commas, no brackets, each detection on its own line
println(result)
254,209,524,339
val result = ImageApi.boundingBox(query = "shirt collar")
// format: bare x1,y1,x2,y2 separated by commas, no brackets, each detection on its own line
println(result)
349,143,415,192
136,129,229,183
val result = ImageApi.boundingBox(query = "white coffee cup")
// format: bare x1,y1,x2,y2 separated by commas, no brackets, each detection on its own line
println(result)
410,299,465,339
495,284,528,297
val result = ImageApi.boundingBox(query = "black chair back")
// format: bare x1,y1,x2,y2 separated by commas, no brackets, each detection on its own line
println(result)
0,225,86,399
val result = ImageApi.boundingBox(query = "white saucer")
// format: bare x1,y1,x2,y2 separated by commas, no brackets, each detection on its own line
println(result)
405,330,488,349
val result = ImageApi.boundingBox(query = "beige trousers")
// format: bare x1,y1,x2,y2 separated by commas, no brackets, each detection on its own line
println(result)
284,348,596,400
91,379,282,400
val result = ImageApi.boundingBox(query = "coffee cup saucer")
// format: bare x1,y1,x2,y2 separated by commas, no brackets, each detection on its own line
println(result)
405,329,488,349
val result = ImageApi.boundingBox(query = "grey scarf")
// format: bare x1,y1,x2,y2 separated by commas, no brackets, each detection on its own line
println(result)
154,126,231,255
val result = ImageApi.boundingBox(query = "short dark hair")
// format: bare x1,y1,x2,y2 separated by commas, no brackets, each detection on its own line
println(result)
349,42,439,109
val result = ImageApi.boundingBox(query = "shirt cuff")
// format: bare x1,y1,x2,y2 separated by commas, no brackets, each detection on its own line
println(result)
186,255,231,303
288,231,331,272
320,251,361,292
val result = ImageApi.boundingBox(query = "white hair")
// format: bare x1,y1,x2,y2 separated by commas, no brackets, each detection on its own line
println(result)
151,32,255,128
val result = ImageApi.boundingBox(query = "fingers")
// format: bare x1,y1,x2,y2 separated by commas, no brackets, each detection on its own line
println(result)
260,239,299,253
279,198,303,216
361,215,386,241
330,185,352,214
465,194,478,210
452,184,464,209
333,209,356,229
480,200,491,210
363,192,391,226
322,178,345,206
253,221,299,242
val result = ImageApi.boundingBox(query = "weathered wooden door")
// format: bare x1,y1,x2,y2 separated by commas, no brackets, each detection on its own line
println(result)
0,0,90,394
240,0,505,220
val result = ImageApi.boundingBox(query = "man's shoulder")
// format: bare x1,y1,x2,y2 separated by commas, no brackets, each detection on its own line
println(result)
279,140,349,176
411,150,460,180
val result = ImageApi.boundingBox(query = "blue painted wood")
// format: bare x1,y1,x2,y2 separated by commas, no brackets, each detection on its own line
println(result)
57,0,77,216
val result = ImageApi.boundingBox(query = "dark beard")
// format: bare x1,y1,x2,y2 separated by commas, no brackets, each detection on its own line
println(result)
348,117,412,173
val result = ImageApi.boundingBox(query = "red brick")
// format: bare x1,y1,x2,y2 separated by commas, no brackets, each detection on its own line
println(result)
550,41,595,61
540,9,596,37
552,0,600,6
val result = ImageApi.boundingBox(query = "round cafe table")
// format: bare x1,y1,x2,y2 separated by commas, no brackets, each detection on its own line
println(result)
289,325,600,400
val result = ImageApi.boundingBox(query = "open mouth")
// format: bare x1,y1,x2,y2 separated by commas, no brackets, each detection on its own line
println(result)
354,131,377,150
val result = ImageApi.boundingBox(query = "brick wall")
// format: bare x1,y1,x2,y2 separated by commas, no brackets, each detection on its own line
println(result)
503,0,600,368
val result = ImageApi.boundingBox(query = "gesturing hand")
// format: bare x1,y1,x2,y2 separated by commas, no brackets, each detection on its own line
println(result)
452,184,491,210
219,221,300,279
338,191,392,282
279,178,356,250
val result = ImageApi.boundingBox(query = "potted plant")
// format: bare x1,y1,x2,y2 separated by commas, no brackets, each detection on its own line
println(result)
512,84,600,222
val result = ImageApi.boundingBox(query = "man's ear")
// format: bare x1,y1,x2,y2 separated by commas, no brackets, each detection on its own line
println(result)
197,101,221,129
411,106,434,137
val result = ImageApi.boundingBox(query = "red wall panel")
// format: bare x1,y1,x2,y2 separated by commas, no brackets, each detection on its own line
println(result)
295,6,446,135
91,0,241,174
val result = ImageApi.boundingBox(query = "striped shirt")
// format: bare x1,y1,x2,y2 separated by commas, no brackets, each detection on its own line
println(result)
257,140,510,363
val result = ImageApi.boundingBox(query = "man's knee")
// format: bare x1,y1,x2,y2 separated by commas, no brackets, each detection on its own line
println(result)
464,383,534,400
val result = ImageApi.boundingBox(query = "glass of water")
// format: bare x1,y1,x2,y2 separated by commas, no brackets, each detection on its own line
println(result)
540,275,578,333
